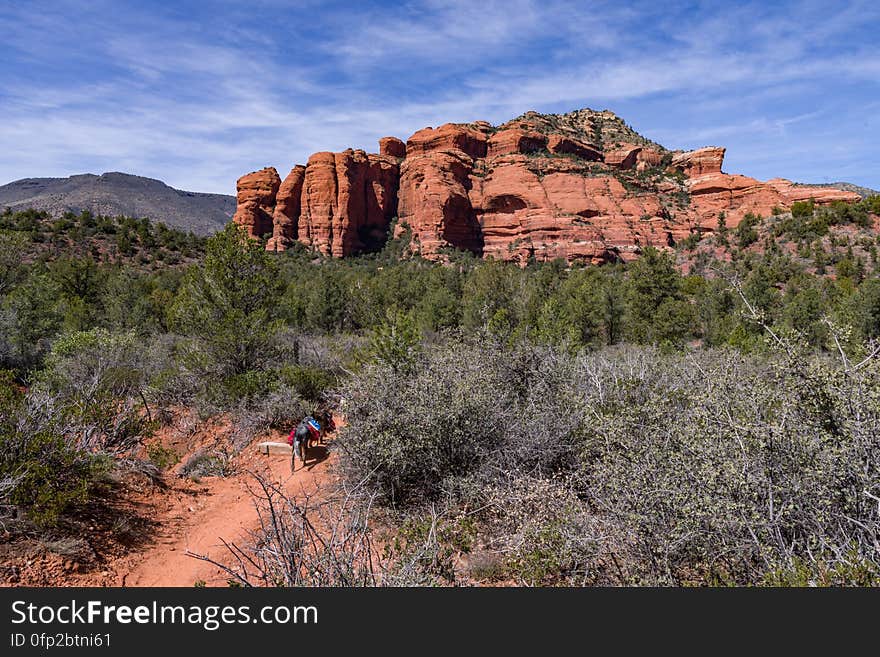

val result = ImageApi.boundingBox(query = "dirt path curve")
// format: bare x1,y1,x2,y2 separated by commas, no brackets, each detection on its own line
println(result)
116,436,335,587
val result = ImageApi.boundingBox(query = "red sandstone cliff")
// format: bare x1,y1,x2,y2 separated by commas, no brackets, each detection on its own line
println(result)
232,167,280,240
246,149,399,257
234,108,861,264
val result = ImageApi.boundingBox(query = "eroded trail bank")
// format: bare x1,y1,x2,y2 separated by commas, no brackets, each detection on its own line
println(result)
118,437,334,587
2,419,338,588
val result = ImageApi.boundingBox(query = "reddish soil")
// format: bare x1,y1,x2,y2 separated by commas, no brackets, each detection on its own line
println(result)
0,416,339,588
118,441,333,587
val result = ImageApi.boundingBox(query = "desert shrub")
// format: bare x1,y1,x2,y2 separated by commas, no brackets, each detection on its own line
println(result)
255,384,312,429
0,389,110,524
339,335,880,585
367,309,422,373
188,474,377,586
179,449,230,479
227,384,311,451
273,330,366,374
482,475,602,586
2,432,110,525
338,335,513,505
736,212,761,248
146,443,179,470
624,248,693,345
170,224,283,378
379,509,472,585
791,200,815,219
778,211,830,240
762,549,880,586
0,271,64,371
143,333,203,406
822,199,872,228
0,369,21,412
214,369,278,404
0,231,28,296
279,365,337,403
543,344,878,585
35,328,153,453
680,232,702,250
582,347,880,584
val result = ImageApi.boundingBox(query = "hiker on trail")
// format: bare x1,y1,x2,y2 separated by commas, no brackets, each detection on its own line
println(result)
288,415,321,472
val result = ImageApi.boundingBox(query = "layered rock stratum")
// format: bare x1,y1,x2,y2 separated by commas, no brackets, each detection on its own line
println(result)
234,108,862,264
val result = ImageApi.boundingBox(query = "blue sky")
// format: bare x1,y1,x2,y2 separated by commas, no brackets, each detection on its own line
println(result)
1,0,877,194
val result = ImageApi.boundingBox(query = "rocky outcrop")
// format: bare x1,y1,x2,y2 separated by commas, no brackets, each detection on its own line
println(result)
766,178,864,205
687,173,784,227
406,123,488,160
234,107,864,264
379,137,406,159
604,144,643,170
487,128,548,158
240,151,398,256
267,166,305,251
397,149,481,256
298,150,399,257
685,172,861,229
636,148,663,170
297,152,336,252
469,159,669,264
232,167,281,239
671,147,726,177
547,135,602,162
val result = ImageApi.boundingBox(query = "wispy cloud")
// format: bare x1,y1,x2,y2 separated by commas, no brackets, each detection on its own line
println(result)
0,0,877,193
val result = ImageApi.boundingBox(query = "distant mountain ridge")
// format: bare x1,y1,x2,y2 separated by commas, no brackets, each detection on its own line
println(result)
0,172,234,235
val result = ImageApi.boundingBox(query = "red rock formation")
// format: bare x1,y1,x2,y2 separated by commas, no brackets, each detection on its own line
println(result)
547,135,602,161
406,123,488,159
379,137,406,159
685,173,861,229
397,148,481,256
605,144,642,170
636,148,663,172
487,128,548,158
299,150,399,257
234,108,863,265
688,173,784,227
469,159,668,264
671,147,726,177
338,151,399,256
267,166,305,251
298,152,337,252
232,167,280,239
765,178,861,205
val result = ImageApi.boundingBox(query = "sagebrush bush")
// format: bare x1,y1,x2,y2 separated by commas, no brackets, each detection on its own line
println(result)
228,384,311,451
179,449,230,479
1,388,110,525
35,328,154,453
339,336,880,585
338,334,513,504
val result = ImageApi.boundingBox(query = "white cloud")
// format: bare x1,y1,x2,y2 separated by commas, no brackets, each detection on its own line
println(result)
0,0,878,193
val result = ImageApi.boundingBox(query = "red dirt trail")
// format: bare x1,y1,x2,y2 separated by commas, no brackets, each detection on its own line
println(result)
118,441,333,587
0,418,340,588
